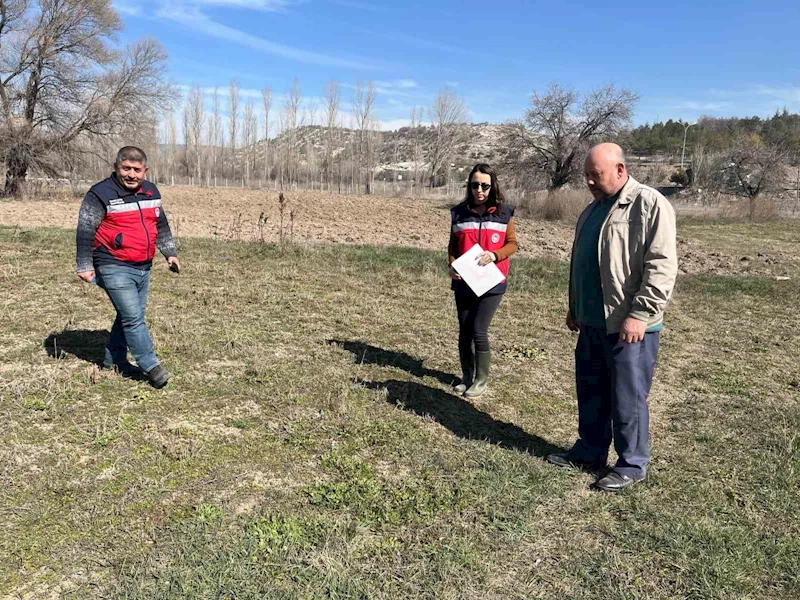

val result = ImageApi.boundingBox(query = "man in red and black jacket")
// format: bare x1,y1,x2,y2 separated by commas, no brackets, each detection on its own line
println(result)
75,146,181,388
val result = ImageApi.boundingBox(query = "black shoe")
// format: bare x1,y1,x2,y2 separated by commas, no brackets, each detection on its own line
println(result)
146,364,172,389
593,471,641,493
546,452,606,471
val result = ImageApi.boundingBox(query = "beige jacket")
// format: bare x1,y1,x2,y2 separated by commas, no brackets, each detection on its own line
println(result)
569,176,678,334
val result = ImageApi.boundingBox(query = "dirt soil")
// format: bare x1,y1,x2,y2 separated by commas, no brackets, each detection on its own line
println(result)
0,188,575,260
0,186,796,277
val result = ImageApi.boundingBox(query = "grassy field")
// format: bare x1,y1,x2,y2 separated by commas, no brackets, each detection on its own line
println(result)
1,222,799,599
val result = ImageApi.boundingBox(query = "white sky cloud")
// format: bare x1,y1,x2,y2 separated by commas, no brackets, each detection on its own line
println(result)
178,0,300,10
648,85,800,124
673,101,734,113
754,85,800,106
113,0,143,15
156,3,382,70
328,0,382,11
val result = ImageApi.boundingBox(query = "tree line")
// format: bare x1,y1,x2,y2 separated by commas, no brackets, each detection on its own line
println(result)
154,81,469,196
628,111,800,156
0,0,795,207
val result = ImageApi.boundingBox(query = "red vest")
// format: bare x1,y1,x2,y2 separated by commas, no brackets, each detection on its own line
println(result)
91,177,162,264
451,202,514,279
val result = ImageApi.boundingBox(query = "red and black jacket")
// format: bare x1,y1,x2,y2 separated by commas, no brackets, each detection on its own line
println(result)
76,175,175,271
449,201,516,295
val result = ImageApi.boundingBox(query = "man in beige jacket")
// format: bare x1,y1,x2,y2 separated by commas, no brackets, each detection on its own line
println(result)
547,143,678,492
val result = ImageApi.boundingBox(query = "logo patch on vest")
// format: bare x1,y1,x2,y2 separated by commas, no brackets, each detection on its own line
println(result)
155,207,160,217
491,233,500,244
109,198,124,205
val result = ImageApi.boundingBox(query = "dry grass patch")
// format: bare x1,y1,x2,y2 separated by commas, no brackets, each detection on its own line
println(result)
513,188,589,222
0,225,798,598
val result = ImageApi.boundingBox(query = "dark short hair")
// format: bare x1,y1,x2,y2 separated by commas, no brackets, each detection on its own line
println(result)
115,146,148,166
463,163,506,207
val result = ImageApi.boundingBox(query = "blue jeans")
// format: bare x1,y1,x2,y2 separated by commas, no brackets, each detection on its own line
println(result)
570,325,660,480
96,264,159,373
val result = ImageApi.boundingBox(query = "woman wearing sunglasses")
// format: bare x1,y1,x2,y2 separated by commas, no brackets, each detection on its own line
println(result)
448,163,518,398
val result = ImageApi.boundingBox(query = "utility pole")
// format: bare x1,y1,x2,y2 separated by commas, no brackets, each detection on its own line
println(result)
680,121,696,171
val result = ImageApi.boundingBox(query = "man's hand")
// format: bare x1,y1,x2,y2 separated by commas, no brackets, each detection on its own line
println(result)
77,270,95,283
449,265,461,280
476,251,496,266
167,256,181,274
619,317,647,344
566,310,580,332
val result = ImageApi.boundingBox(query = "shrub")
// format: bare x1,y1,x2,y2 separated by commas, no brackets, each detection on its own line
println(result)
513,188,588,221
669,170,689,186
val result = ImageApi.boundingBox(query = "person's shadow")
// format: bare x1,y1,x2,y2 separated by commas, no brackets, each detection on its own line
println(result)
328,339,458,387
357,378,564,458
44,329,109,363
43,329,145,379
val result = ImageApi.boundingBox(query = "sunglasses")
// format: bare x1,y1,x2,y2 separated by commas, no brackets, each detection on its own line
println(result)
470,182,491,191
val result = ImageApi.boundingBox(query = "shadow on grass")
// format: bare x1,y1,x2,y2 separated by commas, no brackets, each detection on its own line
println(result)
329,339,457,387
44,329,146,380
45,329,108,363
358,378,564,459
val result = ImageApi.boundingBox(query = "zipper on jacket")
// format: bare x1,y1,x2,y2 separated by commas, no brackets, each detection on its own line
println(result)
478,220,483,249
136,199,150,260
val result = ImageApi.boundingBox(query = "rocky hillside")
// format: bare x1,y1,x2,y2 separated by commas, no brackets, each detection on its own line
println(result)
249,123,512,175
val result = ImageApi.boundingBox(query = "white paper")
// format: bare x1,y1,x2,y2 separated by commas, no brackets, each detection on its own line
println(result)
451,244,506,297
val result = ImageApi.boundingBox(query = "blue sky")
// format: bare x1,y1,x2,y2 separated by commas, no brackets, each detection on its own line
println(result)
114,0,800,131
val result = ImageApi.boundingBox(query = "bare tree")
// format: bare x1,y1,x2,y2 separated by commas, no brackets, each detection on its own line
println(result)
426,89,468,189
248,102,258,182
242,99,257,184
283,78,300,186
0,0,176,197
504,83,638,190
181,98,191,178
352,81,377,193
714,134,788,219
323,80,340,189
152,119,165,184
242,99,252,184
409,106,423,195
165,109,177,183
277,106,287,189
261,86,271,182
183,85,204,183
300,99,317,186
227,80,240,180
211,87,222,182
306,138,319,188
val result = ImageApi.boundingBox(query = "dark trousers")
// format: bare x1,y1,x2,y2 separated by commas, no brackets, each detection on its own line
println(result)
570,325,660,479
455,293,503,354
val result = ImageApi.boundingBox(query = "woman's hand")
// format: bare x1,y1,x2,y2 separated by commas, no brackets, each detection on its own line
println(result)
449,265,462,280
476,251,496,266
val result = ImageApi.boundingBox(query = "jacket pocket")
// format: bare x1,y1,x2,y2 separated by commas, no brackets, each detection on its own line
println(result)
607,217,632,226
114,232,123,249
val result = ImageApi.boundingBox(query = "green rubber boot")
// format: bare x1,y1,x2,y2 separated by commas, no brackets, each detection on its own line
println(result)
453,345,474,395
464,351,490,398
